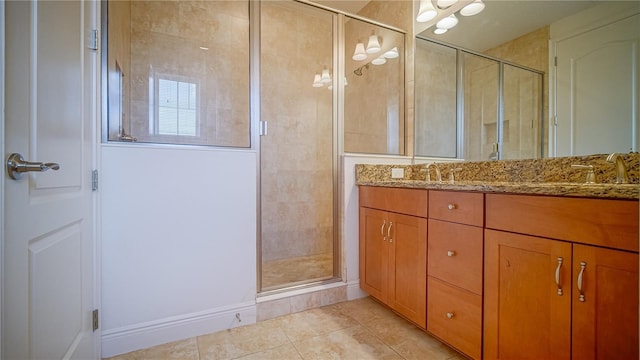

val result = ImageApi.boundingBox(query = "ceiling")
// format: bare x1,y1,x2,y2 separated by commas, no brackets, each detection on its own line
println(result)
421,1,611,52
313,1,625,53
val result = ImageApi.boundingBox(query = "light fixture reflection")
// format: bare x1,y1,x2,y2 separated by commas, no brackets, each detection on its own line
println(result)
416,0,437,22
434,28,448,35
312,74,323,87
383,47,399,59
460,0,485,16
371,56,387,65
352,42,367,61
320,68,331,83
436,14,458,29
366,34,381,54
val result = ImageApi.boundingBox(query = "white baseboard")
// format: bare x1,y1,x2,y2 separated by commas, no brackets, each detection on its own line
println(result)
347,279,367,300
101,302,257,358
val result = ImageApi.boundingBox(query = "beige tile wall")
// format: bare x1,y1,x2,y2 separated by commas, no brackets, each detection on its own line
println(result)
484,26,550,154
344,1,411,155
414,40,457,158
259,2,334,267
124,1,250,146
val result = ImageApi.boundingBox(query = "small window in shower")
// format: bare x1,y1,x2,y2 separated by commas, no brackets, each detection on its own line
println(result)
150,76,200,137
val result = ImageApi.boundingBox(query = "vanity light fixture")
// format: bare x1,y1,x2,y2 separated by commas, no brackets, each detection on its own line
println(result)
460,0,485,16
436,14,458,30
417,0,486,35
312,74,323,87
416,0,438,22
371,56,387,65
352,42,367,61
383,47,399,59
366,34,381,54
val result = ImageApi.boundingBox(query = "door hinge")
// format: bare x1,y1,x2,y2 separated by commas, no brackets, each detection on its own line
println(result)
92,169,98,191
554,56,557,67
88,29,99,50
92,309,99,331
259,121,268,136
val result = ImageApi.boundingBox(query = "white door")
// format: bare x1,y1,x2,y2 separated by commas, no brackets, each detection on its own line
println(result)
555,14,640,156
3,1,98,359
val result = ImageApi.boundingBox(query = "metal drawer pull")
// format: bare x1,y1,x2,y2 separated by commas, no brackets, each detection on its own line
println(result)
387,222,393,243
447,203,457,210
447,250,456,257
381,220,386,241
555,257,563,296
577,261,587,302
446,312,455,319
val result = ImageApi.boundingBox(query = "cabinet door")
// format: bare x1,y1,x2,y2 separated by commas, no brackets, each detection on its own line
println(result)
388,212,427,328
572,245,639,360
359,207,389,302
484,229,572,360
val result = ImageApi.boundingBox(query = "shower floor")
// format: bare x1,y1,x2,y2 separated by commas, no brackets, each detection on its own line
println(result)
262,252,334,289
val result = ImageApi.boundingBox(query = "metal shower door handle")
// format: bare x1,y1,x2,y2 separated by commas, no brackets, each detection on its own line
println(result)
6,153,60,180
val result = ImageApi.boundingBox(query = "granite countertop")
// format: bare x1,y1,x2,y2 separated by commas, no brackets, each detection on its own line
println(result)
356,154,640,200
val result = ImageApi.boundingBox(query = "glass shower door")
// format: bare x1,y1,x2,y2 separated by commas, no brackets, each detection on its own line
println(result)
259,1,336,291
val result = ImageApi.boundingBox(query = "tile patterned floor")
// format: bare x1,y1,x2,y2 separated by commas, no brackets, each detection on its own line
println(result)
105,297,466,360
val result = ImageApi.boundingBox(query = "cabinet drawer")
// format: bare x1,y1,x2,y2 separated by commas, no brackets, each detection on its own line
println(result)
429,191,483,226
360,186,428,217
428,219,483,294
486,194,639,252
427,277,482,360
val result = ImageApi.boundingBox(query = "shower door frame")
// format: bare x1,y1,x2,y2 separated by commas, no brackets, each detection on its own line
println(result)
255,0,342,293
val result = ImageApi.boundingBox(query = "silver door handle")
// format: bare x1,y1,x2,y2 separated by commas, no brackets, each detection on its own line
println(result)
6,153,60,180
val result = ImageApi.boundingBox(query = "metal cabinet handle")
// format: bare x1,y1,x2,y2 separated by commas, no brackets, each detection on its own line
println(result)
447,250,456,257
446,312,455,319
380,220,386,241
577,261,587,302
6,153,60,180
387,222,393,243
447,203,457,210
555,257,563,296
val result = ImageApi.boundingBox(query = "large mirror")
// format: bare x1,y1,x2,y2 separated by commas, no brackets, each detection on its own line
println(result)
414,1,640,159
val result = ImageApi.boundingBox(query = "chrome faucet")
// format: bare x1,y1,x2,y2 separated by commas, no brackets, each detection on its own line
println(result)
606,153,629,184
426,163,442,183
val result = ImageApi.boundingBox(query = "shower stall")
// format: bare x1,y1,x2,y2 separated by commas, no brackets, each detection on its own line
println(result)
259,1,338,291
104,0,405,294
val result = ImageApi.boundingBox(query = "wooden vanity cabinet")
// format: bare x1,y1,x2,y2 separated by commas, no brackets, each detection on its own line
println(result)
427,191,484,360
359,186,428,328
571,244,639,360
484,194,639,360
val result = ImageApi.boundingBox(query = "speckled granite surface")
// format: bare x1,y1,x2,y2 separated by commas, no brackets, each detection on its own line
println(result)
356,154,639,200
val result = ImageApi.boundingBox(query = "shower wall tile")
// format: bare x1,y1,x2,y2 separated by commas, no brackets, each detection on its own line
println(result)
260,2,334,267
125,1,249,147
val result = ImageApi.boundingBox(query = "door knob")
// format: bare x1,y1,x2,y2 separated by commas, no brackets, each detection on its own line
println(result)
6,153,60,180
